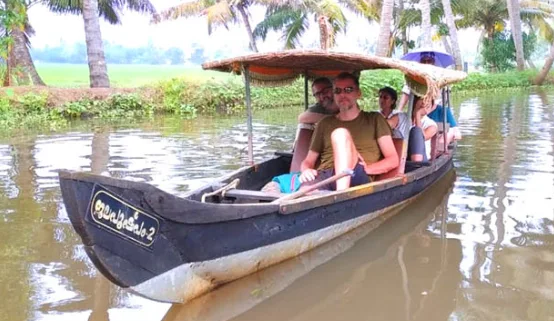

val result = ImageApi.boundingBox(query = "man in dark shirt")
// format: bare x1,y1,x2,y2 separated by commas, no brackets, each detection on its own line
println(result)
298,77,339,124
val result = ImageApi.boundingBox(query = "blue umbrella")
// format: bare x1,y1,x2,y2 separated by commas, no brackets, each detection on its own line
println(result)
401,47,454,68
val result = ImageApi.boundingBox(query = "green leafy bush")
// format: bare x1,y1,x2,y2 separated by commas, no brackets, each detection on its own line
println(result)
481,31,536,72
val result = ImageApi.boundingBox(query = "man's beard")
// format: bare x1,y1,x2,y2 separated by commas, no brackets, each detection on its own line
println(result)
338,100,354,112
321,98,333,109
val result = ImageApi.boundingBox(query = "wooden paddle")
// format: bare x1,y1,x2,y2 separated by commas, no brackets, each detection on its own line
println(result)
272,169,354,203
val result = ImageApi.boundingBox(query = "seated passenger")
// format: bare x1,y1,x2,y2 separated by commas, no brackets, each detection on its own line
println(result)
426,103,462,145
262,78,338,194
408,95,438,162
378,86,409,139
299,72,399,191
297,77,339,125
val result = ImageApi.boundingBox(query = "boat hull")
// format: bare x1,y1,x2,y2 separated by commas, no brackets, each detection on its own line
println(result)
59,154,454,303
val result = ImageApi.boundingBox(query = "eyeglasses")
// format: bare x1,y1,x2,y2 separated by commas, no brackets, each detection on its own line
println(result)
313,86,332,97
420,58,435,64
333,87,356,95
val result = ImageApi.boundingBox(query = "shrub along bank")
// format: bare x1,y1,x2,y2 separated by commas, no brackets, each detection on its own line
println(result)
0,69,552,133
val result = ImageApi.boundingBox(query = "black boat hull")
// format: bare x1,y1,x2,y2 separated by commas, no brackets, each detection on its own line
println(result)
59,153,454,303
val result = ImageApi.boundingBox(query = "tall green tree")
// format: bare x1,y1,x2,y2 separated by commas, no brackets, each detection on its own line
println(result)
253,1,346,50
454,0,552,70
46,0,156,87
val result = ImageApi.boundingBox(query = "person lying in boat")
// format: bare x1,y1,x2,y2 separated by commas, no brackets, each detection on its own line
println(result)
378,86,409,139
297,77,339,125
408,95,438,162
298,72,399,191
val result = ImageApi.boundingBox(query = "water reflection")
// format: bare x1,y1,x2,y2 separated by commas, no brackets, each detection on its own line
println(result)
163,171,457,321
2,89,554,321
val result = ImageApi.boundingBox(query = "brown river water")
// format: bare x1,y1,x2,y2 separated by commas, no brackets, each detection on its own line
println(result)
1,88,554,321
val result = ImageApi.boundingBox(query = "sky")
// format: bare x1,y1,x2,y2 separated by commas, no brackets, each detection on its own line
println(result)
26,0,481,61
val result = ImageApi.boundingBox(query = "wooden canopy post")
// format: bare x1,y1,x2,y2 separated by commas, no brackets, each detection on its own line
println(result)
303,72,309,110
441,88,448,154
242,65,254,165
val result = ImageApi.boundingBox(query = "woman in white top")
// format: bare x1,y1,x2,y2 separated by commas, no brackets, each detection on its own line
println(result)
408,95,437,162
378,87,409,139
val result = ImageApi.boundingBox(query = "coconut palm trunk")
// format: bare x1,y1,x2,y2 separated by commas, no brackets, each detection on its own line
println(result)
236,3,258,52
82,0,109,88
420,0,432,47
11,28,45,85
441,0,463,70
534,41,554,85
376,0,394,56
441,35,452,54
398,0,408,54
506,0,525,70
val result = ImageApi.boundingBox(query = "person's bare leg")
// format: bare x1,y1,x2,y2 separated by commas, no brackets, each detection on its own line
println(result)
331,128,359,190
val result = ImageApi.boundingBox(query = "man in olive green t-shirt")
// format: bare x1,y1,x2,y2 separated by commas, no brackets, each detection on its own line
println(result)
299,72,399,191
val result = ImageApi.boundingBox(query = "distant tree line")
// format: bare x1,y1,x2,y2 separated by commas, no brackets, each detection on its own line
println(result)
30,42,208,65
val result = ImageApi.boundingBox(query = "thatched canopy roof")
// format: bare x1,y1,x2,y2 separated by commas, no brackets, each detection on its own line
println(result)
202,49,467,101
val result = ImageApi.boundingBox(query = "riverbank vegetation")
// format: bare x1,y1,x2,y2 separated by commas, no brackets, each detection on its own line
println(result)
1,67,552,134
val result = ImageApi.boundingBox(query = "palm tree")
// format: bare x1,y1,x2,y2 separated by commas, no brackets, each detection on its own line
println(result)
82,0,109,87
420,0,433,47
0,0,44,85
534,41,554,85
454,0,508,41
454,0,552,71
441,0,462,69
45,0,156,88
253,1,346,50
6,16,46,85
376,0,394,56
506,0,525,70
154,0,282,53
398,0,409,54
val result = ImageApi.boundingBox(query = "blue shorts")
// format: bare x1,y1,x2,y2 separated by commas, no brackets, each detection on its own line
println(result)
301,163,370,191
272,172,302,193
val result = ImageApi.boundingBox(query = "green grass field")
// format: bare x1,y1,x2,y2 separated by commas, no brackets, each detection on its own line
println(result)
35,63,235,87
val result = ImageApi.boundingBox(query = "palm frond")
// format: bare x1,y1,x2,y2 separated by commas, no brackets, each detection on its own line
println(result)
316,0,347,32
45,0,82,16
98,0,121,24
282,11,308,48
155,0,210,22
529,15,554,42
339,0,380,21
253,5,301,41
398,8,420,29
46,0,154,24
205,1,236,34
521,0,554,15
124,0,155,14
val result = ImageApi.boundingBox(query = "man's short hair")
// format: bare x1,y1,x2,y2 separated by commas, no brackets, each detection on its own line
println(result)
312,77,332,88
334,72,360,88
379,86,398,105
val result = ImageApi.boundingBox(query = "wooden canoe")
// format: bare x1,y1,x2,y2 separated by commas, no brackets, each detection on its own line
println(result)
58,50,466,303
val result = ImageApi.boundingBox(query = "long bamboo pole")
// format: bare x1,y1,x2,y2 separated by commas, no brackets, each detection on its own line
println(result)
243,65,254,165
